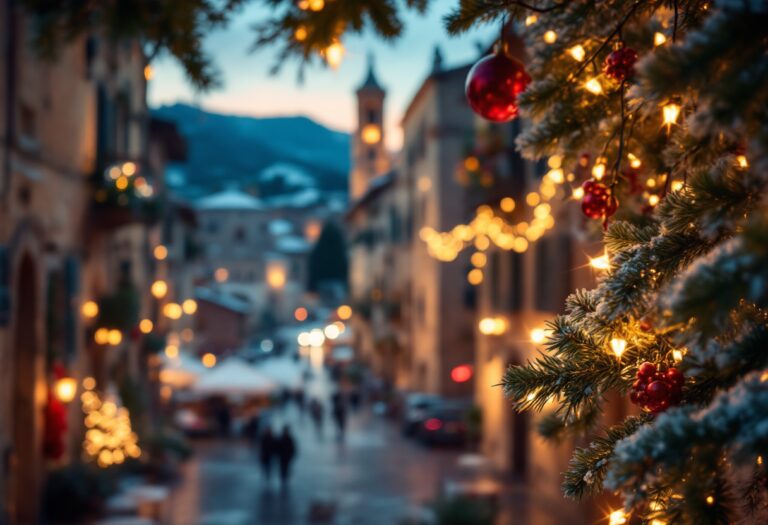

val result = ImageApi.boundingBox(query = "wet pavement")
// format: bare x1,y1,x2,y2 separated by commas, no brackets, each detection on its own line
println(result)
166,381,462,524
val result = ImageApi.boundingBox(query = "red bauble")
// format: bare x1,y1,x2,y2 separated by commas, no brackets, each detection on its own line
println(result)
43,392,67,460
581,180,618,220
603,46,638,82
465,51,531,122
630,363,684,414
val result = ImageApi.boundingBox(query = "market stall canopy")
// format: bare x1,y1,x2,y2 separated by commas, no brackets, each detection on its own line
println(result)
256,357,305,390
160,353,206,389
192,357,278,396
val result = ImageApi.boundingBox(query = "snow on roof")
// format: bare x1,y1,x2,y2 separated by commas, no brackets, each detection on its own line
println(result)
196,188,263,211
255,357,305,389
263,188,321,209
259,163,317,188
275,235,311,254
193,358,279,396
268,218,294,236
195,287,252,314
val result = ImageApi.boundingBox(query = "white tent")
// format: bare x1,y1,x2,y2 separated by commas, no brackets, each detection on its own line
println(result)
192,357,278,397
256,357,305,390
160,353,206,389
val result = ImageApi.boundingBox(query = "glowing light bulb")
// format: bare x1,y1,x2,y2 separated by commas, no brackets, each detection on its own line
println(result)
361,123,381,145
151,280,168,299
736,155,748,168
144,64,154,81
55,377,78,403
324,41,345,70
672,349,684,362
627,153,642,168
467,269,484,285
609,510,628,525
662,103,681,129
543,30,557,44
182,299,198,315
546,168,564,184
648,194,660,206
526,192,541,206
294,26,308,42
592,163,606,180
107,329,123,346
165,345,179,359
654,32,667,46
573,187,585,199
153,245,168,260
139,319,153,334
122,162,137,176
464,156,480,171
706,495,714,505
471,252,487,268
569,45,586,61
337,304,352,320
202,353,217,368
308,0,324,11
163,303,183,320
82,301,99,319
589,252,611,270
584,78,603,95
324,324,340,340
525,15,538,26
530,328,547,344
610,338,627,358
115,176,129,190
214,267,229,282
500,197,515,212
671,180,684,191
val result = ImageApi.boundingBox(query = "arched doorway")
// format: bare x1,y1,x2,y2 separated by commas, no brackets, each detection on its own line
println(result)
10,253,41,525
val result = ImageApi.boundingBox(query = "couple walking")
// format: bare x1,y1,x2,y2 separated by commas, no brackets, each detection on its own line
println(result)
258,425,297,488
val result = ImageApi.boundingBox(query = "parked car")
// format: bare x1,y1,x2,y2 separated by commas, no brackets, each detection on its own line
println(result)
416,401,472,447
401,392,442,436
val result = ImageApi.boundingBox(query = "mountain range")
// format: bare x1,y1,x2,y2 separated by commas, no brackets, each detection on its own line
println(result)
151,103,351,199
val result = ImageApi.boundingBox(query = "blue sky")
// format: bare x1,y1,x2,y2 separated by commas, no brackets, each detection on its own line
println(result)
147,0,495,149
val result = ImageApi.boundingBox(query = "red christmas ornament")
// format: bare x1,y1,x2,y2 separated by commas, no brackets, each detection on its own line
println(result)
581,180,618,220
630,362,684,414
465,50,531,122
603,46,638,82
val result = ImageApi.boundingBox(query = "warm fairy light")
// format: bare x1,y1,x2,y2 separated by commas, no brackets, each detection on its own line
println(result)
139,319,153,334
182,299,198,315
308,0,324,11
464,156,480,171
82,300,99,319
55,377,78,403
361,123,381,145
609,510,628,525
530,327,548,344
94,328,109,345
662,103,681,129
337,304,353,320
546,168,565,184
736,155,748,168
297,332,311,347
214,267,229,282
144,64,153,80
569,45,586,62
163,303,183,320
589,252,611,270
153,245,168,260
266,263,287,289
647,178,657,188
165,344,179,359
324,41,345,69
467,269,484,285
181,328,194,343
202,353,217,368
107,329,123,346
294,26,308,41
479,317,508,336
671,180,684,191
115,176,129,190
648,194,660,206
324,324,341,340
610,338,627,358
151,280,168,299
627,153,642,168
298,0,310,9
525,15,538,26
672,349,684,362
654,32,667,46
122,162,137,177
295,307,308,322
543,30,557,44
82,391,141,467
706,495,714,505
592,163,606,180
500,197,515,212
758,456,763,465
526,192,540,206
471,252,487,268
573,186,585,199
584,78,603,95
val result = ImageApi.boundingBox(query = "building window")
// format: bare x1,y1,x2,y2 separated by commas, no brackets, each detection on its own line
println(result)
367,108,378,124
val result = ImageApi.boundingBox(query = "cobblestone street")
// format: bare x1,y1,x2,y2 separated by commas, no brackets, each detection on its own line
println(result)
167,402,462,525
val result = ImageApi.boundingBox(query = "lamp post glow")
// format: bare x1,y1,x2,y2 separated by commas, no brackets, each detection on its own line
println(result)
55,377,78,403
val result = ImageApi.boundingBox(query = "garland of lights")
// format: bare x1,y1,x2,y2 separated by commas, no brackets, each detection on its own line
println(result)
81,383,141,468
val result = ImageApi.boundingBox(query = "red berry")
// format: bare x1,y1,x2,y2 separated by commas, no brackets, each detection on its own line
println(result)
646,380,670,403
603,47,638,82
629,390,640,404
666,368,684,386
638,362,657,379
639,321,652,332
632,379,644,390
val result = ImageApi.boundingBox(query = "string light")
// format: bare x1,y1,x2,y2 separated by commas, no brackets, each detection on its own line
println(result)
648,194,660,206
294,26,308,42
337,304,353,320
54,376,78,403
662,103,681,130
122,162,137,176
182,299,198,315
165,344,179,359
82,391,141,467
569,45,586,61
202,353,217,368
139,319,153,334
467,269,484,285
610,338,627,358
500,197,515,212
214,267,229,282
627,152,642,169
323,41,345,69
589,252,611,270
525,15,538,26
151,280,168,299
107,329,122,346
543,30,557,44
82,301,99,319
143,64,153,81
153,245,168,260
478,317,508,335
609,510,628,525
671,180,684,191
736,155,749,168
706,496,714,505
573,186,585,199
94,328,109,345
471,252,487,268
530,327,549,344
308,0,324,11
672,349,684,362
584,78,603,95
163,303,183,320
654,32,667,46
592,162,606,180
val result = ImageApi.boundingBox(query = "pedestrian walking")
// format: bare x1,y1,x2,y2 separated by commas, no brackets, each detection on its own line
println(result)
309,398,324,438
258,427,277,482
276,425,297,489
331,392,348,441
